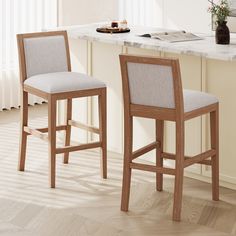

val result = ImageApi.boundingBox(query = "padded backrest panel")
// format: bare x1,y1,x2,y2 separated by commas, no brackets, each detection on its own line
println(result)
23,35,68,78
127,62,175,108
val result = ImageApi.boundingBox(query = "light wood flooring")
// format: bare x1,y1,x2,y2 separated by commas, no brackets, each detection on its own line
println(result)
0,104,236,236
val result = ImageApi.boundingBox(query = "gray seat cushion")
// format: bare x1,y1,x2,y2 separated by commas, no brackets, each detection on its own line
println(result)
24,72,106,94
184,89,218,112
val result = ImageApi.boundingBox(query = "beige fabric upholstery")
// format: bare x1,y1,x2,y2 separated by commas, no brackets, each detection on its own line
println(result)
23,36,68,78
127,62,175,109
127,62,218,112
183,90,218,112
24,72,106,94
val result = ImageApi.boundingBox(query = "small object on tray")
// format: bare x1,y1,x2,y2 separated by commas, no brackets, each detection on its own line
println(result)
111,21,119,28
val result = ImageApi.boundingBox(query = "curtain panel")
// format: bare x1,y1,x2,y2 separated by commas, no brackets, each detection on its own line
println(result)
0,0,57,111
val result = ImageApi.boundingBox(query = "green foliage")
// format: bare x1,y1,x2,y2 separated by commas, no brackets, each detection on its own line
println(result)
208,0,231,23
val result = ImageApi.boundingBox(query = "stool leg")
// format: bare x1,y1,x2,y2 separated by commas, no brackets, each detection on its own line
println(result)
64,99,72,164
99,89,107,179
156,120,164,191
121,115,133,212
210,106,219,201
173,120,185,221
18,91,28,171
48,96,57,188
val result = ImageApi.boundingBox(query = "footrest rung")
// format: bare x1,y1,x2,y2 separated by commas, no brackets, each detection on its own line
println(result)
130,163,176,175
69,120,100,134
132,141,159,160
161,152,213,166
56,142,102,154
24,126,48,142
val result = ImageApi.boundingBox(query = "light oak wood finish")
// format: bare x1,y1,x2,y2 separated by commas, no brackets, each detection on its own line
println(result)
0,108,235,235
119,54,219,221
17,31,107,188
64,99,72,164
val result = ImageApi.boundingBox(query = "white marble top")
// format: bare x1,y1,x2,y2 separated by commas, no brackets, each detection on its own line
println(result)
62,23,236,61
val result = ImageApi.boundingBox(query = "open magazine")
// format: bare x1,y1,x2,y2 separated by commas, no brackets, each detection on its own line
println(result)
140,31,203,43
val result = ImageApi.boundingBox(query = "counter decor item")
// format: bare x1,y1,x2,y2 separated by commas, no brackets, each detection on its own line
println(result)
96,20,130,34
140,30,202,43
208,0,231,44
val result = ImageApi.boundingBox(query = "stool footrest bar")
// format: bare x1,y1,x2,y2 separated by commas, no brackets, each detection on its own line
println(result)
24,126,48,141
130,162,176,175
132,141,159,160
68,120,100,134
161,151,213,166
184,149,216,167
56,142,102,154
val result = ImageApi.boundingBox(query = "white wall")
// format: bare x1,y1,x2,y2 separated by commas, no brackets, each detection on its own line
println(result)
119,0,212,33
59,0,236,33
59,0,118,26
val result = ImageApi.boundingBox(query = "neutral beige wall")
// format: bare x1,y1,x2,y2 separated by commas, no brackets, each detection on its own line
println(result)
59,0,119,26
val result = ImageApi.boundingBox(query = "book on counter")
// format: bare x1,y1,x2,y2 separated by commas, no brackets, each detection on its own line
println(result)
140,30,203,43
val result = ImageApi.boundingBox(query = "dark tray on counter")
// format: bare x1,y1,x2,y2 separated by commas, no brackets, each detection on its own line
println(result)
96,27,130,34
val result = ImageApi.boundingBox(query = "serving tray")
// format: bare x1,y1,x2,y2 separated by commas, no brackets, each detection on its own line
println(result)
96,27,130,34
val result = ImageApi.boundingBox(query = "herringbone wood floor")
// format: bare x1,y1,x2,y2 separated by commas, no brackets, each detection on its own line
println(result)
0,104,236,236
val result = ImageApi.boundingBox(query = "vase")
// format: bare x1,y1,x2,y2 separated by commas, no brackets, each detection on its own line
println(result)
215,21,230,45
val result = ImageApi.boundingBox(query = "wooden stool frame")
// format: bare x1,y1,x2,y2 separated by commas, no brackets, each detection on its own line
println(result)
17,31,107,188
119,54,219,221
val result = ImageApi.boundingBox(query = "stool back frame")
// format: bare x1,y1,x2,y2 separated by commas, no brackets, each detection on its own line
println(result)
119,54,184,122
17,31,71,84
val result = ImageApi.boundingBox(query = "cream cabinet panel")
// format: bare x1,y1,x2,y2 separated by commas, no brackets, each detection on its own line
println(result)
92,42,123,153
164,53,202,174
204,59,236,185
69,39,89,143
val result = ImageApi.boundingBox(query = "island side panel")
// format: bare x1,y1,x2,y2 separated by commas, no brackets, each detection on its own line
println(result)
91,42,124,153
69,38,89,143
205,59,236,186
163,52,202,175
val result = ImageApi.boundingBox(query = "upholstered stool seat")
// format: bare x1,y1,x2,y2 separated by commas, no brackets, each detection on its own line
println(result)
183,90,218,112
24,72,106,94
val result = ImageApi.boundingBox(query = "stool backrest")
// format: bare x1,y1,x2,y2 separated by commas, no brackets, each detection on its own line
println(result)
17,31,71,83
120,55,184,118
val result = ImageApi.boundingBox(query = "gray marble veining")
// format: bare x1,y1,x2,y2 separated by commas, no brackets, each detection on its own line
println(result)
60,22,236,61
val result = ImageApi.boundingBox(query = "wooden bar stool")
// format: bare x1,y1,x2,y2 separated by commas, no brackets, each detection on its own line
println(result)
17,31,107,188
119,54,219,221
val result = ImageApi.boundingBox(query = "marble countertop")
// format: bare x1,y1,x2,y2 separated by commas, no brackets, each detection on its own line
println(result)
62,23,236,61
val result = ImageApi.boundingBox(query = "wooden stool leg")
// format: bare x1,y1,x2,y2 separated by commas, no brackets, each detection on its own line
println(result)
64,99,72,164
18,91,28,171
173,120,185,221
121,115,133,212
99,89,107,179
156,120,164,191
210,106,219,201
48,96,57,188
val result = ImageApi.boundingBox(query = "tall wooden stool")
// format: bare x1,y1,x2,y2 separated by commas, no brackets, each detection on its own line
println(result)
17,31,107,188
119,54,219,221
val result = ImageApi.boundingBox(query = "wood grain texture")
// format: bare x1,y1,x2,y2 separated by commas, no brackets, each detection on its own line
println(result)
0,107,235,236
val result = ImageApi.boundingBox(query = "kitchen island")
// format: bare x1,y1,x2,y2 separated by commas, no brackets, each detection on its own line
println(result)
61,23,236,189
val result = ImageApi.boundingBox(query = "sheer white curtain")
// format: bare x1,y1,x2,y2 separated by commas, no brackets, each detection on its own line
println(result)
0,0,58,111
119,0,164,27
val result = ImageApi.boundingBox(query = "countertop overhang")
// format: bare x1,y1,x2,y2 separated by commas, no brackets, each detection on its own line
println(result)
61,23,236,61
